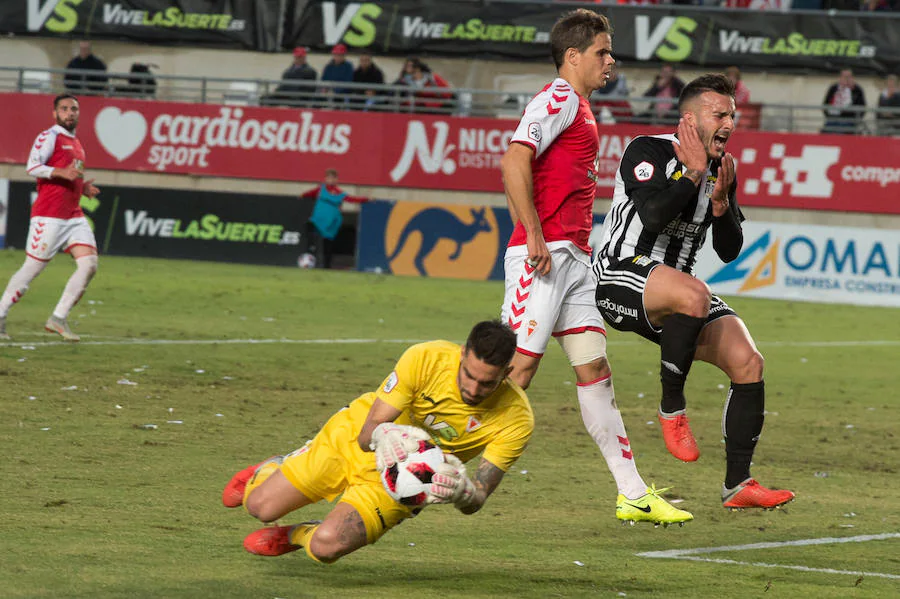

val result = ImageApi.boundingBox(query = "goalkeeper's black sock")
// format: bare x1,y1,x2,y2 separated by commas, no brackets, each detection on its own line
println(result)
724,381,765,489
659,313,706,414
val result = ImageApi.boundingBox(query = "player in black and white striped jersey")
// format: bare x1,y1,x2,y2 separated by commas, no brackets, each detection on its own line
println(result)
593,73,795,510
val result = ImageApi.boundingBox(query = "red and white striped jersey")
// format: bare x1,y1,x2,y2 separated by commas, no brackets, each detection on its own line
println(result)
507,77,600,255
26,124,86,219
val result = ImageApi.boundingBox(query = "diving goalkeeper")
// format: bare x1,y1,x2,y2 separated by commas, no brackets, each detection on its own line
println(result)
222,320,534,563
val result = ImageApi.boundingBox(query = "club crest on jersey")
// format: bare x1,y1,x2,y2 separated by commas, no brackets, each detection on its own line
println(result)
634,161,654,181
466,416,482,433
527,319,538,337
527,122,542,143
383,371,399,393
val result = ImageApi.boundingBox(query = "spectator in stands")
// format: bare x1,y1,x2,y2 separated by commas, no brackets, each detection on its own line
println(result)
64,41,108,95
393,57,418,86
397,59,453,114
822,69,866,134
350,52,385,110
876,74,900,136
591,62,631,124
725,66,751,104
320,44,355,106
115,63,157,98
263,47,318,107
641,64,684,124
298,169,370,270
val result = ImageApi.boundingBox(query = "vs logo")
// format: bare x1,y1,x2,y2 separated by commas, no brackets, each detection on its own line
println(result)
27,0,82,33
321,1,382,46
634,15,697,62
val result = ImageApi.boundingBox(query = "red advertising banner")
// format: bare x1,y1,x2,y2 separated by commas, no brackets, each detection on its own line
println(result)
2,93,898,214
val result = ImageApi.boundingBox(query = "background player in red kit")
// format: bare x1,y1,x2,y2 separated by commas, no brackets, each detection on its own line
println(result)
0,94,100,342
499,9,690,526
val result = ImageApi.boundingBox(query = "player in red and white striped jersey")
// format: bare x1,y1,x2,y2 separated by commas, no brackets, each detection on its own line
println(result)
499,9,690,525
0,94,100,342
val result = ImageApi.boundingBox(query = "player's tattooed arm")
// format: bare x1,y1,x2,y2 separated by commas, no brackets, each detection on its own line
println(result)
459,458,507,515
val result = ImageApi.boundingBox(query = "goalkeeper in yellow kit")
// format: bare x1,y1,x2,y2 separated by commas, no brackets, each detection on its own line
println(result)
222,320,534,563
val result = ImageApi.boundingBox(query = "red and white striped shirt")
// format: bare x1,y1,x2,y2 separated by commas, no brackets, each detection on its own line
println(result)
507,77,600,255
26,124,86,219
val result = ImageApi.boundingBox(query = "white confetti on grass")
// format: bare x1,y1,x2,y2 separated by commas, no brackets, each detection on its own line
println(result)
117,379,138,386
573,560,585,566
61,385,77,391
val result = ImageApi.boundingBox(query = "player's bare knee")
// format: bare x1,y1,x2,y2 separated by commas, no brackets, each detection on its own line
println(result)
307,527,348,563
728,348,764,383
509,355,540,389
745,350,765,380
680,279,712,317
244,493,279,523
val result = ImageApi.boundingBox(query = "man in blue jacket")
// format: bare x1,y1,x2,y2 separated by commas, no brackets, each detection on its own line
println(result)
299,169,369,269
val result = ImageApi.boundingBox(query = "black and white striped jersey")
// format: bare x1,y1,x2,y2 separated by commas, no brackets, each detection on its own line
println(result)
595,133,743,275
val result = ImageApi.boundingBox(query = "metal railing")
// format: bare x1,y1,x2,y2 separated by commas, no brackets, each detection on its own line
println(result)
2,66,899,137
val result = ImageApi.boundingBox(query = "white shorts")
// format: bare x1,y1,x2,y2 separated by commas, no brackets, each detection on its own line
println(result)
26,216,97,262
500,245,606,357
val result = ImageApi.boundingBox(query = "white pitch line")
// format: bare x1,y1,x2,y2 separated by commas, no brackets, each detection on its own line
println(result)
0,338,426,348
2,337,900,350
638,532,900,580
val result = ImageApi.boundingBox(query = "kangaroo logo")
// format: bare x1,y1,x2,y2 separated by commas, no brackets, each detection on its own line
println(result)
385,203,498,279
390,121,456,183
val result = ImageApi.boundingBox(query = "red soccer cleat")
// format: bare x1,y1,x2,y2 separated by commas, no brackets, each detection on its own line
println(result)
658,411,700,462
722,478,796,510
222,462,263,508
243,526,301,556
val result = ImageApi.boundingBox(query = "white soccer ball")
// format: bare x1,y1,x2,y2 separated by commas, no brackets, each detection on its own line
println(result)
380,440,446,508
297,253,316,269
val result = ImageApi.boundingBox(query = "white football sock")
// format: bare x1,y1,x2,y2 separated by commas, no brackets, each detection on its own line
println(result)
0,256,48,317
52,254,98,319
577,375,647,499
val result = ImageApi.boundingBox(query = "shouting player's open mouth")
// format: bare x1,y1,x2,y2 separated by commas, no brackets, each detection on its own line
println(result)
712,131,730,155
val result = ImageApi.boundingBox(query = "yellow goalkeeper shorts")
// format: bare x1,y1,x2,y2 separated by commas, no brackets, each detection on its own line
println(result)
280,406,418,544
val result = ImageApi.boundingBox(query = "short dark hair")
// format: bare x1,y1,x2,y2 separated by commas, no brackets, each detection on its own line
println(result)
465,320,516,367
678,73,735,113
550,9,612,70
53,94,78,109
325,168,338,177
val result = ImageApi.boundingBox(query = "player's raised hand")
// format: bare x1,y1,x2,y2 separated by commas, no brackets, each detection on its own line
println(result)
526,231,552,276
84,178,100,198
369,422,431,472
427,454,476,509
711,153,734,217
673,118,708,175
53,160,82,182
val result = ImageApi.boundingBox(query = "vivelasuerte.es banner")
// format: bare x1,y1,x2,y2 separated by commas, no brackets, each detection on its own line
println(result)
3,181,314,266
286,0,900,75
0,0,282,51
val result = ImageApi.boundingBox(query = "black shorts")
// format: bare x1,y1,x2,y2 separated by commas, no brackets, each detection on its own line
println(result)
595,255,738,344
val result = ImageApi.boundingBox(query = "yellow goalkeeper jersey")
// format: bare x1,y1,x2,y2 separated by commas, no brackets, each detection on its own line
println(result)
344,340,534,472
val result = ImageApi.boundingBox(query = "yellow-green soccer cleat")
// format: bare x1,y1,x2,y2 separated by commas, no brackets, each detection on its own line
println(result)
616,484,694,528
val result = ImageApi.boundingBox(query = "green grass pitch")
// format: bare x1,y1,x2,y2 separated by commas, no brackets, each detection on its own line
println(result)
0,251,898,598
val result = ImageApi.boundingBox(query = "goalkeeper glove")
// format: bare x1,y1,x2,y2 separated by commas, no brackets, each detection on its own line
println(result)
369,422,431,472
427,454,476,511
